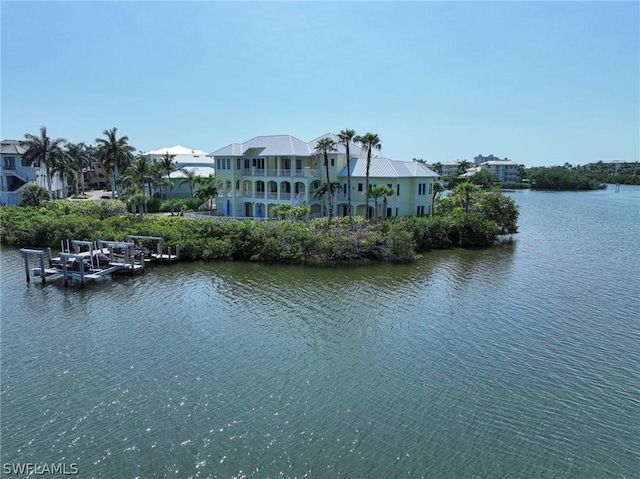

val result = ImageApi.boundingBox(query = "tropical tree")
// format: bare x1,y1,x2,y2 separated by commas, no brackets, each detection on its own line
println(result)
51,153,76,197
432,181,443,205
354,133,382,219
455,182,481,213
157,152,178,198
95,127,135,199
457,159,471,174
22,126,67,195
21,184,49,206
314,137,337,224
337,129,356,217
179,168,199,197
194,174,218,207
313,184,328,213
367,185,393,218
65,142,91,194
432,162,443,175
123,155,155,196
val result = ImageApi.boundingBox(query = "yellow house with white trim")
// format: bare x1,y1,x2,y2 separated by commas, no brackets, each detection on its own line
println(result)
209,133,440,219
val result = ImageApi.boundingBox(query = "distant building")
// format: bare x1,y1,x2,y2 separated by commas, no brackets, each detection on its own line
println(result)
143,145,214,199
477,160,519,182
473,154,512,165
1,139,64,205
441,161,461,175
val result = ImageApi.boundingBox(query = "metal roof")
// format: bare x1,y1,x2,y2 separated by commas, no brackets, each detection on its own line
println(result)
338,157,440,179
1,140,27,155
209,133,362,158
307,133,362,156
168,166,216,179
209,135,312,157
143,145,209,156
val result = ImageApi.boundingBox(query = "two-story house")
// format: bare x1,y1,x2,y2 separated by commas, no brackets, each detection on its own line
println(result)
209,133,440,219
1,139,63,205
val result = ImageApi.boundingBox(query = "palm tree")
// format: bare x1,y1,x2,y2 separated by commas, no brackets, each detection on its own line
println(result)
124,155,155,195
179,168,199,197
354,133,382,219
22,126,67,195
432,162,443,175
95,127,135,199
432,181,443,206
65,142,91,194
455,182,480,213
194,174,218,207
312,184,328,214
367,185,393,219
157,152,178,198
314,137,337,224
52,153,76,198
458,159,471,174
337,129,356,217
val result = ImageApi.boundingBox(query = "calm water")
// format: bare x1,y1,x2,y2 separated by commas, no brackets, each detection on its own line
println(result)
1,186,639,478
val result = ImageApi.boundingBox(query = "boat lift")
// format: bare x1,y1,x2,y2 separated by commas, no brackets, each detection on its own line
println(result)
125,235,180,263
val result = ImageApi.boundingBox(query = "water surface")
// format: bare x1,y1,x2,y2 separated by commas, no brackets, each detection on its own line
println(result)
1,185,639,478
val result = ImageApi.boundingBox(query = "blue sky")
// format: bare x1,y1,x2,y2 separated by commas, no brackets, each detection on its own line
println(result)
2,1,638,167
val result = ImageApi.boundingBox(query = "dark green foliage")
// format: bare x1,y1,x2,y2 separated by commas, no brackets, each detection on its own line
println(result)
158,198,201,213
21,185,50,206
393,215,452,250
1,188,519,263
528,166,605,190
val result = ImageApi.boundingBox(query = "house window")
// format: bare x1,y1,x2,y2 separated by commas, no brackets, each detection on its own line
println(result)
4,157,15,170
386,207,392,217
417,205,425,215
226,158,231,169
358,183,363,192
397,184,401,196
428,183,432,195
237,158,242,170
331,158,335,167
418,183,425,195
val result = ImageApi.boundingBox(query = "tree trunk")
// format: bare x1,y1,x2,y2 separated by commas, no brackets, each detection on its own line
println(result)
324,152,333,224
365,150,371,219
346,144,352,217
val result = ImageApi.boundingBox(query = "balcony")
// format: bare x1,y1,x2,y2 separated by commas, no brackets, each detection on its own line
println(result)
238,168,320,178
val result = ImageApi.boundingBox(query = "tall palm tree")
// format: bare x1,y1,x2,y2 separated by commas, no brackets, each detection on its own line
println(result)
337,129,356,217
179,168,199,197
52,153,76,198
354,133,382,219
124,155,155,196
22,126,67,195
314,137,337,224
66,142,91,194
157,152,178,198
95,127,135,199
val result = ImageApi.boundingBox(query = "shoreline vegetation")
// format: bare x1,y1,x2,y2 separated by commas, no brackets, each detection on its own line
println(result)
1,185,519,264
